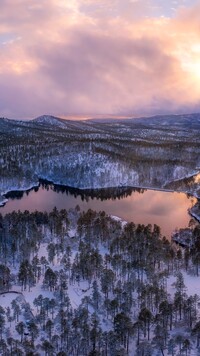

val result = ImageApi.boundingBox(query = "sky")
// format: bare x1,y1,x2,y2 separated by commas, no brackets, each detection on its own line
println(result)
0,0,200,119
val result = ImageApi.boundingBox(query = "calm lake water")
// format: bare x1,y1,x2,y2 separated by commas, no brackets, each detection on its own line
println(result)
0,182,197,237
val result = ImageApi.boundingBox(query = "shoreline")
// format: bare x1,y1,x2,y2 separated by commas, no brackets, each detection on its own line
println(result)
1,176,200,222
1,167,200,206
189,210,200,224
0,182,40,207
0,179,181,209
0,176,198,201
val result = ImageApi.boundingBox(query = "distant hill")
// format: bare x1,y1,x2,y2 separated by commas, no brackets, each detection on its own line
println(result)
89,113,200,129
1,111,200,207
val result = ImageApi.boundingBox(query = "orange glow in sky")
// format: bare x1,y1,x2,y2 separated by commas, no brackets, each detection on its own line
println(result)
0,0,200,119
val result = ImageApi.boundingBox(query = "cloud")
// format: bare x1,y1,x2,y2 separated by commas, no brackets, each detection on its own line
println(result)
0,0,200,118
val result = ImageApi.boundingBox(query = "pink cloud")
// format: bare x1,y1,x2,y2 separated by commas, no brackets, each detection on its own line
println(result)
0,0,200,118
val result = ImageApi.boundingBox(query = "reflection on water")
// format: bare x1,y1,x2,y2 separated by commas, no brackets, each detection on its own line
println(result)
0,181,197,237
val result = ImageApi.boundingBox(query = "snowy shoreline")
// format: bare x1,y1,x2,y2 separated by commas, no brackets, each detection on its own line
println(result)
0,182,40,207
1,176,200,223
189,210,200,223
0,176,198,199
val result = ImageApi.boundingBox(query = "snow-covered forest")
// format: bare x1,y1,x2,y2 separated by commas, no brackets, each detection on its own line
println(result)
1,114,200,355
1,114,200,208
0,208,200,355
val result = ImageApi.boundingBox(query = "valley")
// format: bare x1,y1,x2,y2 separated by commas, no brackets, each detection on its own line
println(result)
0,114,200,355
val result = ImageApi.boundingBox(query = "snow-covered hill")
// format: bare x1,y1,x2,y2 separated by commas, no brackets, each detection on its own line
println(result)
32,115,68,128
0,113,200,204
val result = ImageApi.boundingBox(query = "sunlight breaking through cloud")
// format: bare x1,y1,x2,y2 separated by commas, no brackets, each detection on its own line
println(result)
0,0,200,118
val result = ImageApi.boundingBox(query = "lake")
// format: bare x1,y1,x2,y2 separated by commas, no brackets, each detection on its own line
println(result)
0,181,196,238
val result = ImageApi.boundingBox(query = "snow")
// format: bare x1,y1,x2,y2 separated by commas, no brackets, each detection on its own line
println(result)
32,115,67,129
168,271,200,299
1,113,200,353
111,215,127,228
190,211,200,223
68,281,91,309
0,181,39,207
0,292,24,309
173,166,190,180
0,197,8,207
68,228,77,238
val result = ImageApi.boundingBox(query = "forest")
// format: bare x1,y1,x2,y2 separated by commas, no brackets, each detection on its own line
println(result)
1,116,200,208
0,207,200,355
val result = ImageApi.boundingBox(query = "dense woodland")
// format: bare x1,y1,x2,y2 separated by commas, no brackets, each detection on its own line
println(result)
1,115,200,355
0,208,200,355
1,116,200,205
